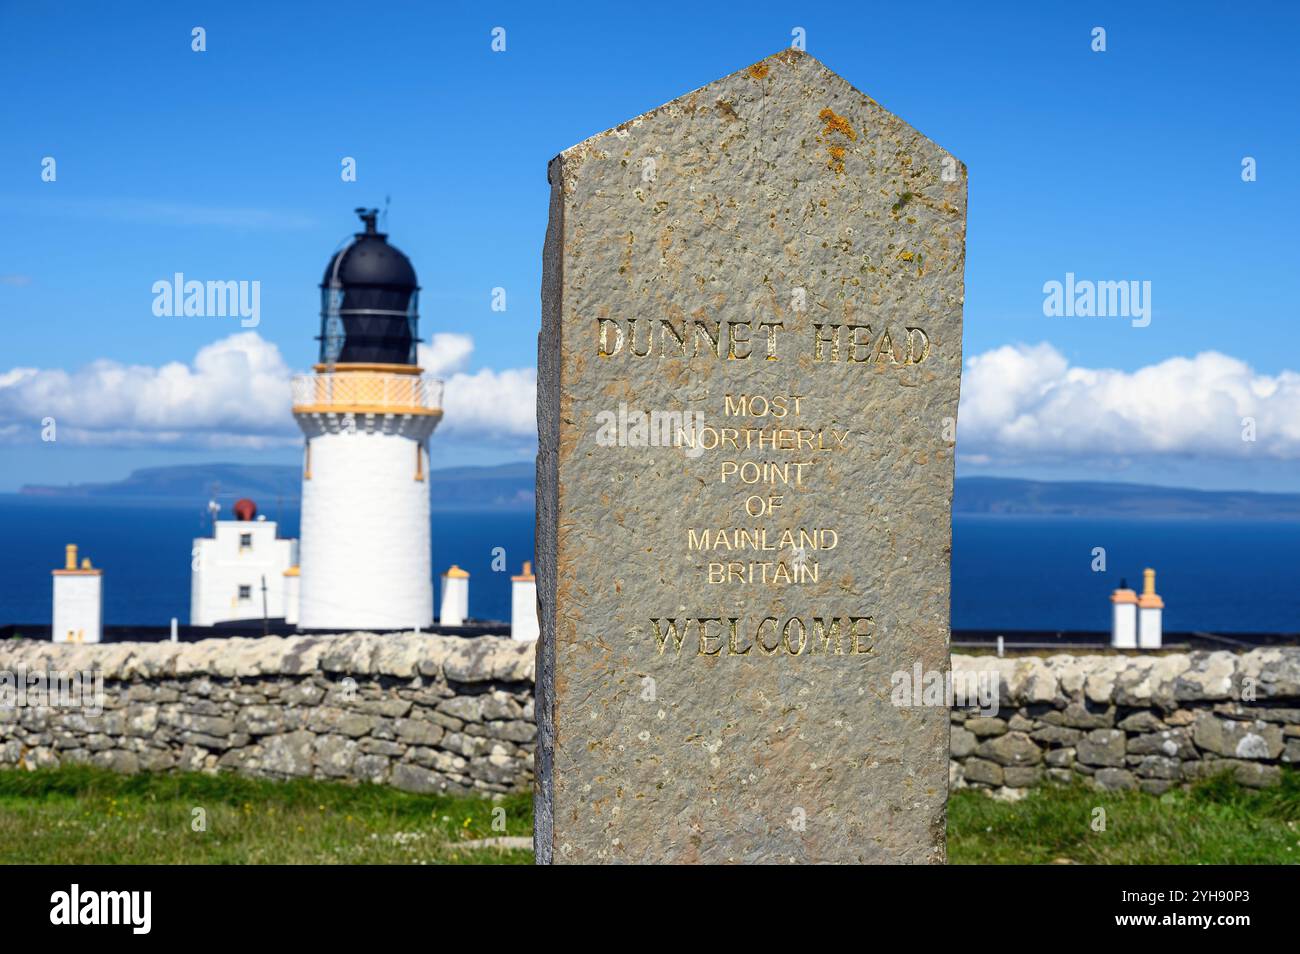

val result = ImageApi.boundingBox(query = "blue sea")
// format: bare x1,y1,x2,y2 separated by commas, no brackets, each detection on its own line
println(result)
2,496,1297,633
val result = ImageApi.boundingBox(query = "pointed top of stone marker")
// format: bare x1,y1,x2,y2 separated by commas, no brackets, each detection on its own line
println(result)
553,49,964,188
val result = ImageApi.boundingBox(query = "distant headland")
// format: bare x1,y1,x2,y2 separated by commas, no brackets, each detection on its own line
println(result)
18,461,535,510
16,466,1300,518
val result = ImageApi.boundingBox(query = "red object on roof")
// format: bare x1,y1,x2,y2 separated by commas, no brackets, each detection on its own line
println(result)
233,499,257,521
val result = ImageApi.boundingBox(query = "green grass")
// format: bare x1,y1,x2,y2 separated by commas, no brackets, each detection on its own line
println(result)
949,770,1300,864
4,766,1298,863
0,766,533,864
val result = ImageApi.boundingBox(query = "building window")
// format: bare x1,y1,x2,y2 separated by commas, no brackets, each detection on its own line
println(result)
238,585,252,601
240,533,253,550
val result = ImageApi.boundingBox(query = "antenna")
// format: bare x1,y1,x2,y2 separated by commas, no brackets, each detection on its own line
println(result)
261,574,269,637
382,194,390,231
354,207,379,234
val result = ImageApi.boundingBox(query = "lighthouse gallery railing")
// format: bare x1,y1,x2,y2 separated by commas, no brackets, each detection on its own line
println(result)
291,370,444,414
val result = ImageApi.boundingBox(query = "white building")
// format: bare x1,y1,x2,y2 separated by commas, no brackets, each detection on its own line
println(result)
1110,570,1166,650
190,499,298,626
52,544,102,644
292,209,444,631
1109,578,1138,649
1138,567,1164,649
439,565,470,627
511,561,538,641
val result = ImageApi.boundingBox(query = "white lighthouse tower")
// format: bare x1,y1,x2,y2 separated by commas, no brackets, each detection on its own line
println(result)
292,209,443,631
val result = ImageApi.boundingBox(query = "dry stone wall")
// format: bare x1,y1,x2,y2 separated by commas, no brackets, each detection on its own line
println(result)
2,636,1297,797
0,633,536,795
949,650,1300,794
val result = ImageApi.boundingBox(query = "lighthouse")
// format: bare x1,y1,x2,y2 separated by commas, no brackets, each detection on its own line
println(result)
291,209,443,630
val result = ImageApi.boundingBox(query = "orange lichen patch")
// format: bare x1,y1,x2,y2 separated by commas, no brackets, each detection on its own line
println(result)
715,99,739,121
747,63,769,80
818,108,857,141
827,146,846,174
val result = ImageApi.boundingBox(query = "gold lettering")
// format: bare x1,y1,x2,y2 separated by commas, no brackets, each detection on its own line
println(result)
697,618,723,656
809,617,843,655
812,323,838,361
906,327,930,364
873,329,899,366
850,616,875,655
629,317,652,356
847,324,873,362
650,618,688,655
646,616,874,659
688,528,712,550
782,617,807,655
727,319,753,359
693,318,721,357
727,617,751,655
597,318,624,356
659,317,686,353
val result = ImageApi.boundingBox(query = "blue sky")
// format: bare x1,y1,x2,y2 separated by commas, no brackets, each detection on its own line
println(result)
2,1,1298,490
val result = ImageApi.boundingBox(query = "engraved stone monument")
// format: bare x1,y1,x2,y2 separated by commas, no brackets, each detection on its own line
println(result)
536,49,967,863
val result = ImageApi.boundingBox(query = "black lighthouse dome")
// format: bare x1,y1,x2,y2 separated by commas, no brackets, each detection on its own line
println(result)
318,208,420,366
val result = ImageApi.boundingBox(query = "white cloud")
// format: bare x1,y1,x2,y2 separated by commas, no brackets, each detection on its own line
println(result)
418,333,474,377
440,366,537,437
0,333,295,448
958,343,1300,461
0,332,537,448
419,333,536,438
21,335,1289,464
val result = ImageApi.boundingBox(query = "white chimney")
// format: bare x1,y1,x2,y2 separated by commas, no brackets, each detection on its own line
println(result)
1109,578,1137,649
1138,567,1164,649
52,544,102,644
511,562,538,641
439,565,469,627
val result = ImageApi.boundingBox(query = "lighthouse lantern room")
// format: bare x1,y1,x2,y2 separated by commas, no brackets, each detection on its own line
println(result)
292,209,444,630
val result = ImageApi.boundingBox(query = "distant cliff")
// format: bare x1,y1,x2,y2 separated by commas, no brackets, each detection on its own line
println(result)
17,467,1300,518
953,477,1300,518
20,462,535,510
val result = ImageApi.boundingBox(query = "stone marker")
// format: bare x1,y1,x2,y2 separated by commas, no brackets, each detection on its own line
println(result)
536,49,967,864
